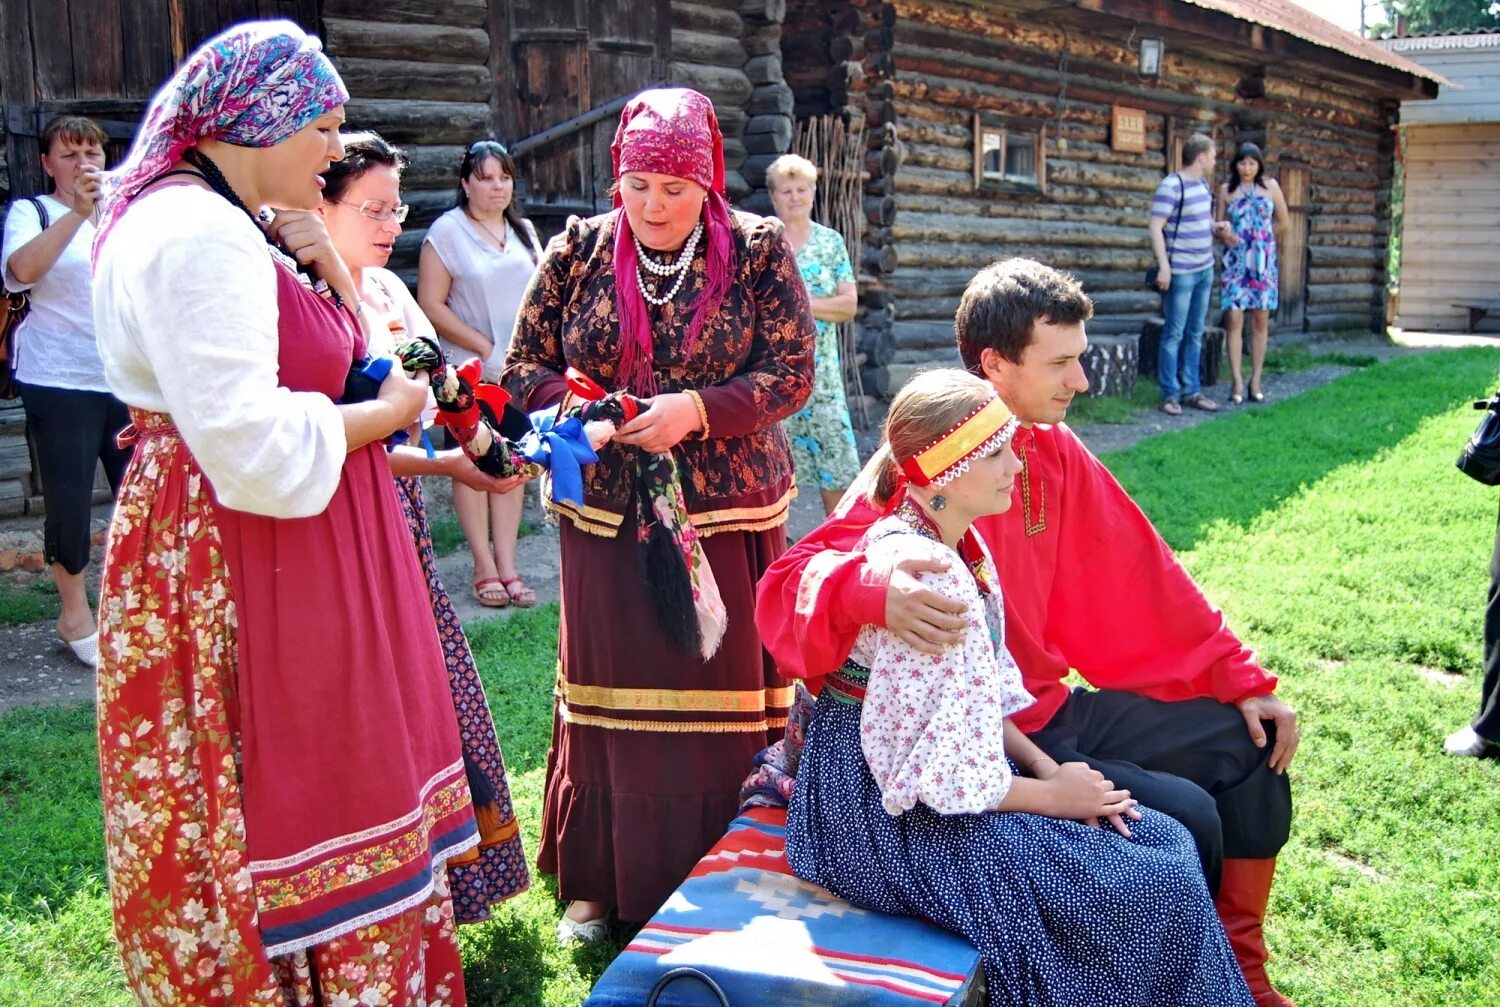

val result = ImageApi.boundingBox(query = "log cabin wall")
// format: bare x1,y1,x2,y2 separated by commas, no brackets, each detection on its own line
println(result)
668,1,795,211
321,0,493,284
781,0,1414,390
782,0,901,389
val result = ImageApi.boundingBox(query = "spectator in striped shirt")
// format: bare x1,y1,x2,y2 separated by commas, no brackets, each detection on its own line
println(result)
1149,133,1234,416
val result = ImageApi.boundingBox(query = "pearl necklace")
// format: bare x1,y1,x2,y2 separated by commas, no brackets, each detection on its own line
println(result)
634,222,702,306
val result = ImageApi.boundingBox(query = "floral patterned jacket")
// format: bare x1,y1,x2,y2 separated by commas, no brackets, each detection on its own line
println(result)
502,208,815,538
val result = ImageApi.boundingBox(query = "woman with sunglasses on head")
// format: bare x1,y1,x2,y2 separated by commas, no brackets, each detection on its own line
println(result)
91,23,476,1006
418,140,543,610
318,130,533,923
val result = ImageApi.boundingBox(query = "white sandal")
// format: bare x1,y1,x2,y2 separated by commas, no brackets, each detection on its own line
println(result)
556,911,609,945
64,631,99,668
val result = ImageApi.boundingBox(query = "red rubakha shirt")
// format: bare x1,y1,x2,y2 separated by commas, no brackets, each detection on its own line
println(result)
755,422,1277,733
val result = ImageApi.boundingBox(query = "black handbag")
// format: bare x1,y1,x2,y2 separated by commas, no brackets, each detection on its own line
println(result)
1145,173,1184,293
645,967,731,1006
0,197,49,400
1457,391,1500,486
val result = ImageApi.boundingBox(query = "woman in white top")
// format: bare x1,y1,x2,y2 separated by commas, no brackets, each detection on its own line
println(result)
90,22,475,1004
418,140,542,608
1,115,132,666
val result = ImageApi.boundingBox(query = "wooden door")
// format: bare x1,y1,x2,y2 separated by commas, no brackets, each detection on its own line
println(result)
1277,163,1311,332
500,0,669,221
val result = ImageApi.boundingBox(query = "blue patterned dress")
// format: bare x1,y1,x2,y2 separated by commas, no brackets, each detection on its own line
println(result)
785,507,1253,1007
784,222,861,492
1221,186,1279,311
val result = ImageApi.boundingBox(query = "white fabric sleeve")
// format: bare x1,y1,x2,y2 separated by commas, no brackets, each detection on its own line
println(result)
859,542,1017,817
118,199,347,517
1,200,44,292
421,211,459,274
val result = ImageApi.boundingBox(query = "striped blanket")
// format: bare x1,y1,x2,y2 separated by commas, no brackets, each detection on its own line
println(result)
585,807,984,1006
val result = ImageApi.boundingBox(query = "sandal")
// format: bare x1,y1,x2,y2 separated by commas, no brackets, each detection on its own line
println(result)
556,916,610,945
1183,393,1219,412
472,576,510,608
556,903,611,945
1160,399,1183,416
64,630,99,668
500,575,537,608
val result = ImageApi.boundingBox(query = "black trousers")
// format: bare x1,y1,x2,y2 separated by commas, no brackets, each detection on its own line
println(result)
19,381,133,575
1029,688,1293,895
1474,504,1500,742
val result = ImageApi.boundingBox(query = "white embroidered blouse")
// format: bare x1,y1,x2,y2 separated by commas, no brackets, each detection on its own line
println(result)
851,512,1035,817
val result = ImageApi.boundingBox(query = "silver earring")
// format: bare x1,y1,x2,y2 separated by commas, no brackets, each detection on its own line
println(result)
930,494,946,511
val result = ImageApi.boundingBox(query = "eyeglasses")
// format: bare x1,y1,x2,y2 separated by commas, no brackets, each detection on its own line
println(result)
329,198,409,223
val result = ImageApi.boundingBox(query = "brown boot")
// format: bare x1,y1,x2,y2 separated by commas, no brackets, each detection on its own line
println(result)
1216,858,1295,1007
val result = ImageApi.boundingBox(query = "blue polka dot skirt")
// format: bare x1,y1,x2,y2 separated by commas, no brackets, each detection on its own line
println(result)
785,694,1254,1006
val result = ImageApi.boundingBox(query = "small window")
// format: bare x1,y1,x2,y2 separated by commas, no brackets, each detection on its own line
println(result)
973,112,1046,194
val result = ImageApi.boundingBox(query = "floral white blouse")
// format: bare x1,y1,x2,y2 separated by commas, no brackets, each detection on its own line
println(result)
850,511,1035,817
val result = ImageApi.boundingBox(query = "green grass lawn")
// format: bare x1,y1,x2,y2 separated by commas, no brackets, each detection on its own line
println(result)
2,348,1499,1005
0,579,59,626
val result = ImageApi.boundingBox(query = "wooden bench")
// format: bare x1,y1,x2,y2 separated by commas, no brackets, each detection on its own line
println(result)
1454,300,1500,334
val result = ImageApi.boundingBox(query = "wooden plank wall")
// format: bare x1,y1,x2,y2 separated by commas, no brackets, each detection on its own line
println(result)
1396,121,1500,332
781,0,1400,387
322,0,492,284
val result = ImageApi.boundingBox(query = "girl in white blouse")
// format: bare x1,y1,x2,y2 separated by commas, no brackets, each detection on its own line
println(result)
417,140,543,609
785,369,1253,1007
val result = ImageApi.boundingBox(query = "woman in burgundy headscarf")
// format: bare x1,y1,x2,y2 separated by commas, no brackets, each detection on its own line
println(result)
503,87,814,939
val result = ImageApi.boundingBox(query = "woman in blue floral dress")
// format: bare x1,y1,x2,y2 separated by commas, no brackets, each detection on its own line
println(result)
1217,142,1288,404
768,154,861,514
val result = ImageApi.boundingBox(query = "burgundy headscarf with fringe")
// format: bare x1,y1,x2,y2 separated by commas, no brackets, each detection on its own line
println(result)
611,88,736,395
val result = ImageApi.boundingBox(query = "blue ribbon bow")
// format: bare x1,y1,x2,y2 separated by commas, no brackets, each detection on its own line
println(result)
521,410,599,506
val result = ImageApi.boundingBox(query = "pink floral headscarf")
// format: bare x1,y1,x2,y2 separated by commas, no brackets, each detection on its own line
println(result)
610,88,737,395
94,19,347,259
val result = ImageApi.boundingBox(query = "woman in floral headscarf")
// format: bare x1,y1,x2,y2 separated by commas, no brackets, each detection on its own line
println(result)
502,87,814,939
92,22,475,1006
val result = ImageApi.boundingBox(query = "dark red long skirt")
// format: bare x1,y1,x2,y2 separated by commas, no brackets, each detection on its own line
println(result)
537,510,790,922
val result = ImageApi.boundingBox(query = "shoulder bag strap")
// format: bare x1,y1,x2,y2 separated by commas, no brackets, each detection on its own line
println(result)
1167,173,1184,254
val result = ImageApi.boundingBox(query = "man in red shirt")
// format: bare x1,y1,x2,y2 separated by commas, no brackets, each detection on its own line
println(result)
758,259,1300,1006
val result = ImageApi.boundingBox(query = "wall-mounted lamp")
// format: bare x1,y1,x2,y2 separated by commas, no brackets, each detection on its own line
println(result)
1139,37,1164,76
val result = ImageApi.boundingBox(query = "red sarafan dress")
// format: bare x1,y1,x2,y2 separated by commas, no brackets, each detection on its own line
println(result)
96,231,474,1006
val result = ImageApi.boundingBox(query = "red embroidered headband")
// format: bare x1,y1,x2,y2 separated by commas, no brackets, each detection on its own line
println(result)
899,396,1020,489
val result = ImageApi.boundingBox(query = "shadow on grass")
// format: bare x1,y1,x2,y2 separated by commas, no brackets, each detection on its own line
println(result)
1103,347,1500,552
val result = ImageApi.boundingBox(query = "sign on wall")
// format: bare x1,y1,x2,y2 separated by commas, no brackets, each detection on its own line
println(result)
1112,105,1147,153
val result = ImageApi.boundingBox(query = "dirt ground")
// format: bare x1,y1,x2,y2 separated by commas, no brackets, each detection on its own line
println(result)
0,330,1489,714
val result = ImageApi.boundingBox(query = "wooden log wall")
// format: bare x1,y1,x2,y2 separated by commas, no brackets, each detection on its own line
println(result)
323,0,492,284
671,1,794,209
783,0,1401,392
782,0,900,393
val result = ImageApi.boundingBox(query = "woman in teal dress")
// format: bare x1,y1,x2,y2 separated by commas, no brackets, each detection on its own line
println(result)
768,154,861,514
1216,142,1288,405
